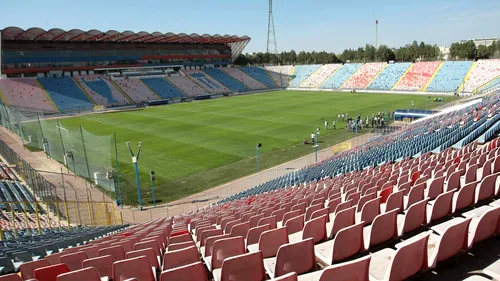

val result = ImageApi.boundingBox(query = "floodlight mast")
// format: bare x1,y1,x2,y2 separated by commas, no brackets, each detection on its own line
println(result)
126,141,143,210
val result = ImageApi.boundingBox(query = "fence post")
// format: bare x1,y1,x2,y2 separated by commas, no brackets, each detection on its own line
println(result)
22,202,31,236
112,203,117,225
0,222,3,241
56,119,66,160
56,200,62,232
34,202,42,235
46,202,53,232
79,127,92,185
75,191,82,226
61,168,71,231
120,212,123,225
9,203,18,238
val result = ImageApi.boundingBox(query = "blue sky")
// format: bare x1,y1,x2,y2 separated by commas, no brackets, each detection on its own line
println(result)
1,0,499,53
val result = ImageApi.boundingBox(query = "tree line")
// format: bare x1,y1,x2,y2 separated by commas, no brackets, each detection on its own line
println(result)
234,39,500,66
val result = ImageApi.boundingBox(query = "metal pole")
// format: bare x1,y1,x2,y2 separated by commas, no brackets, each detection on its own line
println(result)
56,119,66,158
80,127,92,184
114,133,123,207
61,168,70,231
315,131,318,162
134,162,142,210
151,178,156,208
256,147,259,173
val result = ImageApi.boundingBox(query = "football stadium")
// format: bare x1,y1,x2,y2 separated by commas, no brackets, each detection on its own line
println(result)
0,0,500,280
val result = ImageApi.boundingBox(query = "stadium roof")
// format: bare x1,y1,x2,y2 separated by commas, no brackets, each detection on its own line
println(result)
0,26,251,44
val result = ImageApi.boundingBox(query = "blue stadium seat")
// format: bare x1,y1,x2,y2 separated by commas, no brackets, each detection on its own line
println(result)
140,78,185,99
320,64,363,89
240,67,277,88
426,61,473,92
38,77,94,111
204,69,249,92
288,65,322,88
81,77,119,104
367,63,412,90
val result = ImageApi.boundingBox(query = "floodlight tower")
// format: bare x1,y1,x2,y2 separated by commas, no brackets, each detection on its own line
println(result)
373,13,379,49
267,0,282,87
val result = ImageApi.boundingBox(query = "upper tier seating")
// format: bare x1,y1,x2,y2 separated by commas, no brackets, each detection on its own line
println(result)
394,61,442,91
288,65,322,88
74,75,129,106
204,69,249,92
298,64,342,88
464,59,500,92
112,78,158,103
479,76,500,94
320,63,363,89
37,77,94,111
240,67,277,88
341,62,387,89
367,63,412,90
140,78,185,100
222,68,267,90
183,70,230,94
426,61,473,92
166,76,207,97
265,65,293,88
0,79,56,112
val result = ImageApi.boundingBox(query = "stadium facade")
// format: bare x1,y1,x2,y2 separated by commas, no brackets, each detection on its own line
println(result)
0,26,250,77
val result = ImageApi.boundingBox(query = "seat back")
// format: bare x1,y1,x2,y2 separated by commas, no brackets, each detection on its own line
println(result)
134,241,161,258
310,207,329,222
317,255,370,281
249,214,265,228
159,261,208,281
0,274,22,281
274,238,315,277
224,219,242,234
271,208,286,222
367,209,398,248
476,173,498,203
111,240,134,254
379,187,393,204
291,202,307,215
34,264,70,281
246,224,271,247
453,182,477,212
60,251,88,271
204,234,231,257
258,215,277,229
334,200,353,214
469,206,500,247
284,214,305,235
401,199,428,234
163,245,200,270
405,183,425,210
168,240,196,252
79,246,99,259
259,227,289,258
169,233,192,245
428,189,454,224
211,237,246,270
446,170,461,192
305,204,323,221
98,245,126,261
357,193,376,213
330,206,356,239
359,197,380,225
45,252,65,265
332,222,364,262
56,267,101,281
112,256,155,281
302,214,327,244
465,164,478,184
220,251,265,281
282,210,300,226
20,259,50,280
327,197,342,214
428,218,471,268
384,232,430,281
126,248,159,269
427,176,444,200
82,255,115,278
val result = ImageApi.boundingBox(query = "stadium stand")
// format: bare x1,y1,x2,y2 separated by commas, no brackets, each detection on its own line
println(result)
166,76,207,97
367,62,412,90
37,77,95,111
240,67,277,88
463,59,500,92
478,76,500,94
394,61,442,91
140,78,185,100
183,70,230,94
320,63,363,89
288,65,322,88
298,64,342,88
74,75,129,106
222,68,267,90
204,68,250,92
112,78,159,103
426,61,473,92
265,65,293,88
0,79,56,112
341,62,387,89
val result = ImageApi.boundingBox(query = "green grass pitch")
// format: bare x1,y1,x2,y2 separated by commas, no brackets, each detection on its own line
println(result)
55,90,458,205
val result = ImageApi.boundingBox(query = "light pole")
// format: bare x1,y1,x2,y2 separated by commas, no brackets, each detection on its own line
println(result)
314,128,319,162
126,141,143,210
150,170,156,208
107,171,115,202
256,143,262,172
